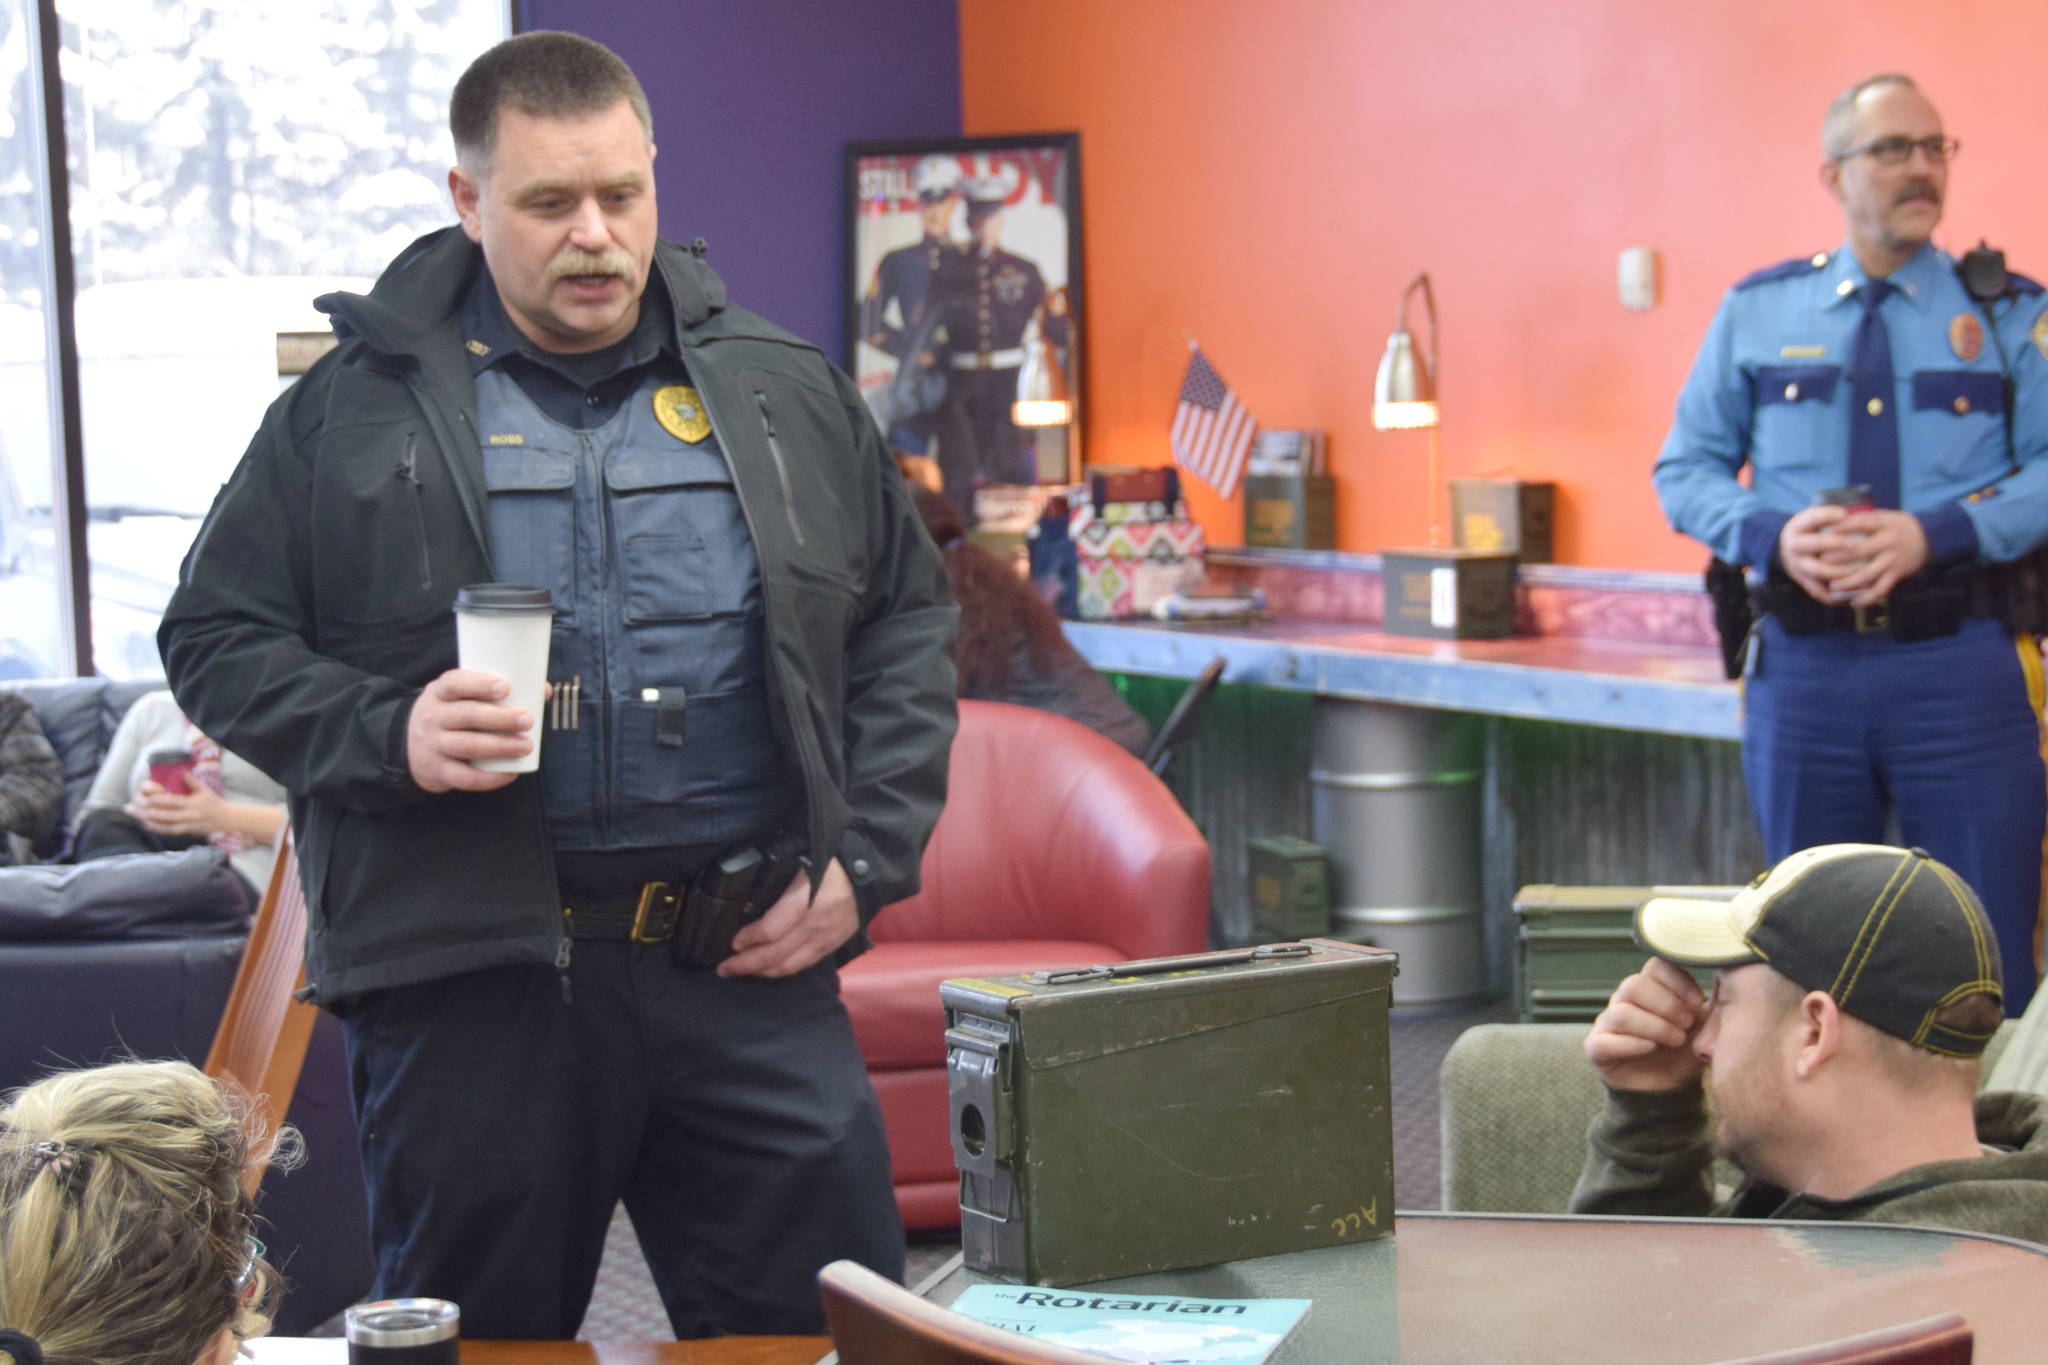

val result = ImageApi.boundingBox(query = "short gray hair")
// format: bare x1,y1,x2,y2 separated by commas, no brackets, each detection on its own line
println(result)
1821,73,1920,160
451,31,654,182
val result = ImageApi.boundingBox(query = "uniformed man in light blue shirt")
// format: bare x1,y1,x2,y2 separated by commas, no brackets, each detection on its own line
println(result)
1653,73,2048,1013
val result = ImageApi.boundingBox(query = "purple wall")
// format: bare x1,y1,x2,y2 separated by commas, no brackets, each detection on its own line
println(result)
519,1,962,364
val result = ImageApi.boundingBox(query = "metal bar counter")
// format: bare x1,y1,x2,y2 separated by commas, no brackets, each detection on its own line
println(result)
1063,617,1738,741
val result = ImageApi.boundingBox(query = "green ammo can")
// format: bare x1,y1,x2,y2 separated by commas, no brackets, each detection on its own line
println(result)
944,939,1398,1287
1513,883,1733,1022
1248,835,1332,941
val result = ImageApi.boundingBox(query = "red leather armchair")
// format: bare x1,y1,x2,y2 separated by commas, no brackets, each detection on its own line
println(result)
841,699,1212,1229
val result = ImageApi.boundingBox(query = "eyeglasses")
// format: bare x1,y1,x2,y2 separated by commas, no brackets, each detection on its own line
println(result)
1838,135,1959,166
234,1236,265,1303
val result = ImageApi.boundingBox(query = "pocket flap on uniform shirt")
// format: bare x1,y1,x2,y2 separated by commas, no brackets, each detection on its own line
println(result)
1754,364,1841,406
481,447,576,492
1912,369,2006,416
606,446,733,492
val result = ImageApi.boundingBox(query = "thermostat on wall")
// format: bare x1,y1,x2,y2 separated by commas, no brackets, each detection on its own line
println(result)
1619,247,1659,311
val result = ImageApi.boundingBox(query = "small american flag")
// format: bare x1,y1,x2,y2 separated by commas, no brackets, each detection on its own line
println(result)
1170,344,1257,499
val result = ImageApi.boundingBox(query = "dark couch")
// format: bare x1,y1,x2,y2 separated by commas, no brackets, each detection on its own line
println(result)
2,679,245,1079
0,677,372,1333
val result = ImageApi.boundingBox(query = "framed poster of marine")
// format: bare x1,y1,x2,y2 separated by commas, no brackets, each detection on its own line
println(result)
844,132,1083,525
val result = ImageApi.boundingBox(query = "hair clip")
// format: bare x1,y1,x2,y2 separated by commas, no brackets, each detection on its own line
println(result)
0,1326,46,1365
29,1140,79,1187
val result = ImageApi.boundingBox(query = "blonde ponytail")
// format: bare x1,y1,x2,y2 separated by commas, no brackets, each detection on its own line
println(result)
0,1061,297,1365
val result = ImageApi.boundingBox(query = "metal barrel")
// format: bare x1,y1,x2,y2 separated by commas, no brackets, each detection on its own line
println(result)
1310,699,1485,1004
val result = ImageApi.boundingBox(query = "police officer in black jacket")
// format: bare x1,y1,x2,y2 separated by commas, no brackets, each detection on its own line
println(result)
158,32,956,1340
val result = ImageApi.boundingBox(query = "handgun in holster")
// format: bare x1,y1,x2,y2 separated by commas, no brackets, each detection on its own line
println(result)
1704,557,1755,680
1982,541,2048,636
672,829,811,968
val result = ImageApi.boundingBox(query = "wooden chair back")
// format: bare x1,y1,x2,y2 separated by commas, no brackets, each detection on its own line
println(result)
1710,1313,1972,1364
818,1260,1110,1365
202,830,316,1197
1141,654,1226,779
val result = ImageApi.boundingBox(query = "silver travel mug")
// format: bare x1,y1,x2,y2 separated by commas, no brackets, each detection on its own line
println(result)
345,1298,459,1364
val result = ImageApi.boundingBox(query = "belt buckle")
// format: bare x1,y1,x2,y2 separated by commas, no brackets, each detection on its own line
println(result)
630,881,681,944
1852,601,1890,635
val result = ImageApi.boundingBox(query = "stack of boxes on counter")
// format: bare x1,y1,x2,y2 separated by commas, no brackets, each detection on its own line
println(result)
1380,478,1556,640
1029,468,1206,620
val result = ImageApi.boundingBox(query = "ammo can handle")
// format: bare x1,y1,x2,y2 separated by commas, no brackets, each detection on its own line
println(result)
1031,943,1312,987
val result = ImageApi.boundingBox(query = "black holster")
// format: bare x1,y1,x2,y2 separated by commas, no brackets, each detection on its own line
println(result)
1704,557,1754,680
1977,541,2048,636
673,829,811,968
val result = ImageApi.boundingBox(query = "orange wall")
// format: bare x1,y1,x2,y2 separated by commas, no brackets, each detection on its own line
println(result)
959,0,2048,570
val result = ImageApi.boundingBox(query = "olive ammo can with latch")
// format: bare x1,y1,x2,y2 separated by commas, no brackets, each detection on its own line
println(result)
944,939,1398,1287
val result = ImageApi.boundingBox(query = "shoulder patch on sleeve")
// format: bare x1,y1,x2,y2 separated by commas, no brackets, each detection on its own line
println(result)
1734,255,1828,291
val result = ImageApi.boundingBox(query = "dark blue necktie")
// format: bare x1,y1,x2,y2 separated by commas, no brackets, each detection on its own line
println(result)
1849,279,1900,508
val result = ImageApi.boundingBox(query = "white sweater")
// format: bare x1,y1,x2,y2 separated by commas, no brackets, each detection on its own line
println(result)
76,690,287,891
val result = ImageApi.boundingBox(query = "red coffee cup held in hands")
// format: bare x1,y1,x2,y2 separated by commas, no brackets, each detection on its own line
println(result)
146,747,195,795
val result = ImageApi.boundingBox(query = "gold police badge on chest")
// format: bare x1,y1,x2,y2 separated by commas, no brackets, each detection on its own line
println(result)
654,385,711,443
1949,312,1984,362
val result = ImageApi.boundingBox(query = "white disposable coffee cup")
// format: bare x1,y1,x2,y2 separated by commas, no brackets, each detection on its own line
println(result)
453,583,554,774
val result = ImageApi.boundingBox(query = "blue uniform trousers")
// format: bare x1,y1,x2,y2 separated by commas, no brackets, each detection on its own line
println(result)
1744,615,2047,1013
339,945,904,1339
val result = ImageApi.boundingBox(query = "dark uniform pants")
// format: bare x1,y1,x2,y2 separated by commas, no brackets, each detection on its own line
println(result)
937,368,1030,516
339,942,905,1339
1744,615,2047,1013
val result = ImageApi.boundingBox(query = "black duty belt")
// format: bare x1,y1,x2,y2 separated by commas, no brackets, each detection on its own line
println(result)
566,878,745,969
565,881,689,943
560,831,810,968
1753,571,1988,643
1707,546,2048,682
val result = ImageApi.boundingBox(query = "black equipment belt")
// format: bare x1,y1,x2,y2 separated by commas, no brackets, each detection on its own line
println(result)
1753,569,1988,643
561,830,810,968
565,881,690,943
1709,546,2048,679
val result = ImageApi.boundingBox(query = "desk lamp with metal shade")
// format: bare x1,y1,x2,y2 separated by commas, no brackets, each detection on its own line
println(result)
1372,270,1443,546
1372,271,1517,638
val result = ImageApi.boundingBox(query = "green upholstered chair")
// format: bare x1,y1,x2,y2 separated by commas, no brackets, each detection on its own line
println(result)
1438,982,2045,1213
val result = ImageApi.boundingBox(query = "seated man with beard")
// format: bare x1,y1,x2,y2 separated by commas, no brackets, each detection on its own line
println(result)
1570,843,2048,1242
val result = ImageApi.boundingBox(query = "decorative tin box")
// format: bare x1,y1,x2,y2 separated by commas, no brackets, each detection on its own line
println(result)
1071,503,1206,619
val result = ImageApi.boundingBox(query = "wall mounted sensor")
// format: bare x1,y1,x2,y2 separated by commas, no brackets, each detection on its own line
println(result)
1618,247,1660,311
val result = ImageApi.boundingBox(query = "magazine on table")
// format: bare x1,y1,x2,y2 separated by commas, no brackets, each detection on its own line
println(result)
951,1283,1310,1364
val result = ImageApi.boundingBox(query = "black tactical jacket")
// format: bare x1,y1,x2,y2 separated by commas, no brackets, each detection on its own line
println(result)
160,228,957,1003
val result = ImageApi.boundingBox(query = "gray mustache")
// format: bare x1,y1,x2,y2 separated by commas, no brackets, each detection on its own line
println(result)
548,248,635,281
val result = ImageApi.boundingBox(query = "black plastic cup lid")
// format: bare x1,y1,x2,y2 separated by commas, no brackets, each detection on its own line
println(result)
146,748,192,765
345,1297,459,1345
453,583,554,615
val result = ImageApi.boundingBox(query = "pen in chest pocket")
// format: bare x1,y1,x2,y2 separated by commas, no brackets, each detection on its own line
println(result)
550,675,581,730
